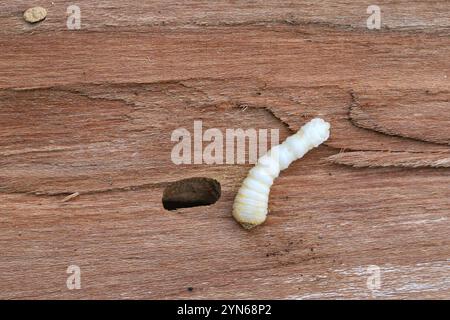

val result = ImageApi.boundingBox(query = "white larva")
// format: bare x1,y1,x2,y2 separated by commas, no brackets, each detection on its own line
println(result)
232,118,330,229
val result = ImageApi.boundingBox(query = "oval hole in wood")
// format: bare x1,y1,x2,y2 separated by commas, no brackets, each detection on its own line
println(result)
162,177,221,211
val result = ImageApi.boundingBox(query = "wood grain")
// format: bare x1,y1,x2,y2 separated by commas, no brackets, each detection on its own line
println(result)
0,0,449,299
327,151,450,168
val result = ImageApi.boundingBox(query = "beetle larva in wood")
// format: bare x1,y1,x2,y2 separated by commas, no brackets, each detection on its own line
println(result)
232,118,330,229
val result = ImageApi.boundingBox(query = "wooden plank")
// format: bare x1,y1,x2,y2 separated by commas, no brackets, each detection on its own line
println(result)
2,0,450,35
0,0,449,299
1,149,449,299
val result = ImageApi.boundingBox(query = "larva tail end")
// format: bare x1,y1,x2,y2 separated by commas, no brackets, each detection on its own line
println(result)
301,117,330,146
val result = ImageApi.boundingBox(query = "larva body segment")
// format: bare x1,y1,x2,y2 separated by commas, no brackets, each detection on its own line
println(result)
232,118,330,229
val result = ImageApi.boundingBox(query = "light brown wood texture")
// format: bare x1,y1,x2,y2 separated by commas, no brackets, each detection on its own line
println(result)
0,1,449,299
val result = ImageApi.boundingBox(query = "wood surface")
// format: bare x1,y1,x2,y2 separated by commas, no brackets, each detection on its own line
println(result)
0,0,449,299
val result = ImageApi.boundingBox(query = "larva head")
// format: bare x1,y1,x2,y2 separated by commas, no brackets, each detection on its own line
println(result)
232,197,268,229
240,222,258,230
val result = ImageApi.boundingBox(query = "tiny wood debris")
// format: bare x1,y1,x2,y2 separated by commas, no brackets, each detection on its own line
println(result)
62,192,80,203
23,7,47,24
